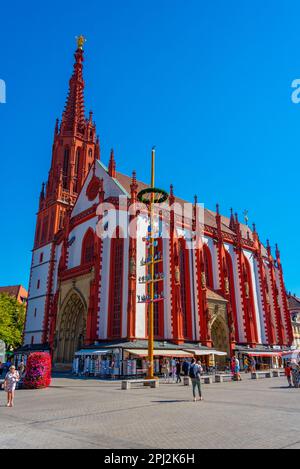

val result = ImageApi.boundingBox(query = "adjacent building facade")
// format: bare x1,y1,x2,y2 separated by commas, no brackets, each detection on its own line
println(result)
23,42,293,366
0,285,28,304
287,293,300,348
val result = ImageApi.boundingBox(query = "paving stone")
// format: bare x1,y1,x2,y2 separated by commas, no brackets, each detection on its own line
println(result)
0,375,298,449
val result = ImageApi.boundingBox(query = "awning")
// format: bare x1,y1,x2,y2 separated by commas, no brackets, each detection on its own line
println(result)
244,352,281,358
182,349,227,357
75,349,111,356
124,349,194,358
281,350,300,360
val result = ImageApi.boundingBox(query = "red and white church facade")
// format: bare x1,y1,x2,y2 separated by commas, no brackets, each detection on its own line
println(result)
23,43,293,367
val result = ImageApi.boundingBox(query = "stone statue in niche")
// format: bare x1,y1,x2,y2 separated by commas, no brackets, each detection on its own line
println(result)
175,265,180,284
201,272,206,289
224,277,230,294
129,256,136,277
244,281,250,299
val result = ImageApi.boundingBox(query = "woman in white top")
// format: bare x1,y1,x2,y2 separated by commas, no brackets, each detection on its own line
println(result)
161,360,170,383
4,365,20,407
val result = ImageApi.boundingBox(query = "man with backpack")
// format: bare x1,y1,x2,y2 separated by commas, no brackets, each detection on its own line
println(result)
189,358,203,402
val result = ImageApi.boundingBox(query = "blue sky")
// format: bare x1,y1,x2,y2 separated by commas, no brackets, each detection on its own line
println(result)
0,0,299,294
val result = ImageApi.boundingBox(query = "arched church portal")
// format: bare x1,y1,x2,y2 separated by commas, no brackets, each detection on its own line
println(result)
55,292,86,364
211,316,230,362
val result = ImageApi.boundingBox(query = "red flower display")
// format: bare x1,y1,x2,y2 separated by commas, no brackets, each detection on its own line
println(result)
23,352,52,389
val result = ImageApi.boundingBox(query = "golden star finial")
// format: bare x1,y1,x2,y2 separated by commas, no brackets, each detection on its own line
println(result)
76,35,86,50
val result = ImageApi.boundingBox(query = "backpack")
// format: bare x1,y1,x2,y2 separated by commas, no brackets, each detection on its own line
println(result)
189,364,196,379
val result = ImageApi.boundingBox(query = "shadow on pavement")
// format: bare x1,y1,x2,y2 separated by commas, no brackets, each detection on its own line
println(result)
270,386,296,390
151,399,192,403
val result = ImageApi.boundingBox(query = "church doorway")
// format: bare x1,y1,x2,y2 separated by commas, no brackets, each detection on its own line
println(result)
55,292,86,364
211,316,230,364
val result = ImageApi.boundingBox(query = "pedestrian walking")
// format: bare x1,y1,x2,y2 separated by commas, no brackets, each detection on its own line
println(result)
18,361,25,378
189,359,203,402
182,359,190,377
161,360,170,383
233,357,242,381
291,362,300,388
170,358,176,382
250,357,256,373
176,360,182,383
4,365,20,407
244,356,250,373
285,362,292,388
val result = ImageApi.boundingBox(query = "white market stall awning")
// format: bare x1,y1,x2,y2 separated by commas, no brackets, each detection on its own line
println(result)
245,351,282,357
281,350,300,360
75,349,111,356
124,349,194,358
182,349,227,357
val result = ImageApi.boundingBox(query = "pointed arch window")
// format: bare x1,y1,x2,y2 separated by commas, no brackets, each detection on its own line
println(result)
35,220,41,246
74,148,80,193
178,238,192,339
153,237,164,338
243,254,258,344
49,211,55,242
203,244,214,289
63,147,69,189
41,216,48,243
225,250,238,340
59,210,65,230
81,229,94,265
108,230,124,338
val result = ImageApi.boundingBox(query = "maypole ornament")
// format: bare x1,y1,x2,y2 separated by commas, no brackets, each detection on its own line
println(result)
137,187,168,205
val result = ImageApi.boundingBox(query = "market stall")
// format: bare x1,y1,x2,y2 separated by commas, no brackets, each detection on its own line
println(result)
182,348,228,370
123,349,194,376
13,345,50,369
281,350,300,363
73,349,121,377
236,350,282,370
71,341,230,378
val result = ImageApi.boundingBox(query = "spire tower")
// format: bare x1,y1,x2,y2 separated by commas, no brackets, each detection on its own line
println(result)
61,45,85,134
34,38,100,249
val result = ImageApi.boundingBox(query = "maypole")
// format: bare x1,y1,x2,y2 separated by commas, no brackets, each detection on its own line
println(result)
137,148,168,379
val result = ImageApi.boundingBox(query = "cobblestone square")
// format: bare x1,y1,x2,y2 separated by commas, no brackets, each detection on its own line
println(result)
0,375,299,449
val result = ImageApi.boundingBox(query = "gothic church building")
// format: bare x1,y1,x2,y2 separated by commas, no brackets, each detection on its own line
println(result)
23,43,293,365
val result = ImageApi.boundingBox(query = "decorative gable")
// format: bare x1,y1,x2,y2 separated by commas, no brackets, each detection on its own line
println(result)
71,160,129,218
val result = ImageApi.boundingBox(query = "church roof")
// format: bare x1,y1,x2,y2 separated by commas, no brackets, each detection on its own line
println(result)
206,288,228,302
116,171,252,240
0,285,21,297
0,285,28,304
287,294,300,309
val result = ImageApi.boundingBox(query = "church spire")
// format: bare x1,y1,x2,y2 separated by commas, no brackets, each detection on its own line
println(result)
229,208,236,231
108,149,116,177
34,37,99,249
61,38,86,134
169,184,175,205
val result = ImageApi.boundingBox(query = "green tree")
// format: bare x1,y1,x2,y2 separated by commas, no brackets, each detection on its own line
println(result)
0,293,26,350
